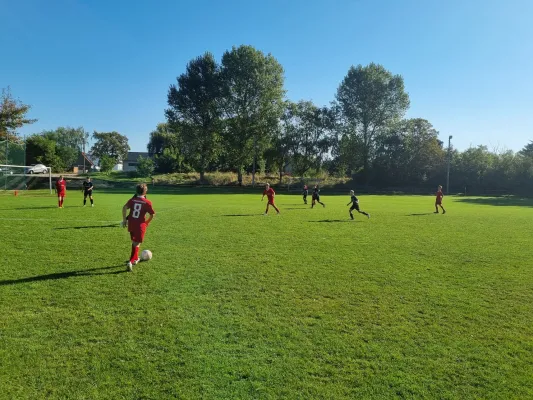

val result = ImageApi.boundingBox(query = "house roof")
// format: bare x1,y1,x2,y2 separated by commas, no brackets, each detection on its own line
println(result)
126,152,151,162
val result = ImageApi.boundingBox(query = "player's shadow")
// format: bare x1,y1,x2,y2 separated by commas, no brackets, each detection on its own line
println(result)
0,206,58,211
54,224,118,230
457,197,533,207
407,213,435,216
222,214,261,217
0,265,127,286
310,219,355,223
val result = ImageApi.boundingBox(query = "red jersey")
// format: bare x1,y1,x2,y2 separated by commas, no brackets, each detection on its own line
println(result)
55,179,66,193
436,190,443,201
263,187,275,202
126,196,155,231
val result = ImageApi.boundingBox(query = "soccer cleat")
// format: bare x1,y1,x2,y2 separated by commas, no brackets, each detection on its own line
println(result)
127,261,133,272
367,213,370,219
442,210,446,214
91,204,94,207
133,258,140,265
323,204,326,208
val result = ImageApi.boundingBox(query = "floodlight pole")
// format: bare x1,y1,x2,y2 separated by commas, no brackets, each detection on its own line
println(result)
446,135,453,195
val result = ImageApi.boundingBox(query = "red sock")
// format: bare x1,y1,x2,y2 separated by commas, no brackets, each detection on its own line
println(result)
133,246,140,262
130,245,135,261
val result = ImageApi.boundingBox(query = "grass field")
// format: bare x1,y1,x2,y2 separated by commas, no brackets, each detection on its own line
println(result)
1,189,532,399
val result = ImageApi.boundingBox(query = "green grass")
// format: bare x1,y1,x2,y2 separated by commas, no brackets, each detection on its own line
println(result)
1,190,532,399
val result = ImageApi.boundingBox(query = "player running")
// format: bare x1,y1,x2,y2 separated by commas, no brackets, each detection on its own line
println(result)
82,177,94,207
435,185,446,214
311,185,325,208
261,183,280,215
347,190,370,220
55,175,67,208
302,184,308,204
122,183,155,271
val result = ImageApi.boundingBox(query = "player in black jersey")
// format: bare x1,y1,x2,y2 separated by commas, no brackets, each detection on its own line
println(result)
311,185,325,208
347,190,370,220
302,185,308,204
82,177,94,207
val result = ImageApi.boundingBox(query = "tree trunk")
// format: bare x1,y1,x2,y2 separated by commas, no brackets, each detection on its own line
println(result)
252,153,256,187
200,170,205,183
237,169,243,186
279,164,283,184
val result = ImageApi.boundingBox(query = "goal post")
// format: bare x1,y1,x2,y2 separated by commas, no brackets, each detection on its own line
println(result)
0,164,53,194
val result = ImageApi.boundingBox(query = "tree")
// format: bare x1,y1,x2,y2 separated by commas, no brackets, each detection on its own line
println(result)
335,63,410,182
220,45,285,185
0,87,37,140
99,155,115,174
166,52,222,182
41,126,89,170
91,131,130,165
289,101,334,176
147,123,184,173
26,135,62,171
136,156,155,177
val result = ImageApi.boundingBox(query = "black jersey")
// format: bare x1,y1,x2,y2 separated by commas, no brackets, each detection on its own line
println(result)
83,181,93,191
350,195,359,205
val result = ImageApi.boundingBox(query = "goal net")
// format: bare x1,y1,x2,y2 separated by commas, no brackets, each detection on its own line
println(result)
0,164,53,193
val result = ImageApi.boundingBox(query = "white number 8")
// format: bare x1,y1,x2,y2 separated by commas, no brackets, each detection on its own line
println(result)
132,203,142,219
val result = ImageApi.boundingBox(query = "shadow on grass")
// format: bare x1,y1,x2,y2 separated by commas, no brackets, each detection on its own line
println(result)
0,265,127,286
309,219,356,223
456,197,533,207
54,224,118,230
407,213,436,216
0,206,58,211
284,207,309,210
221,214,262,217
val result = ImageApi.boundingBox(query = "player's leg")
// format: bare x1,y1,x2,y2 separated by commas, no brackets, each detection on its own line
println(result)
440,204,446,214
83,193,87,206
90,194,94,206
265,202,270,215
272,202,280,214
349,206,354,220
434,202,439,213
358,210,370,218
58,195,61,208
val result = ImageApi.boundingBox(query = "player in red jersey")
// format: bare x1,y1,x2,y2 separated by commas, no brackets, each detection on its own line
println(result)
434,185,446,214
261,183,280,215
55,175,67,208
121,183,155,271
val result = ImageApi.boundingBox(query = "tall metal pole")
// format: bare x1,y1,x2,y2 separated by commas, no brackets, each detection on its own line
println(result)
446,135,453,194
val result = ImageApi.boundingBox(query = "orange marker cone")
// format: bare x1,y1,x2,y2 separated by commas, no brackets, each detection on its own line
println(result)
14,190,18,196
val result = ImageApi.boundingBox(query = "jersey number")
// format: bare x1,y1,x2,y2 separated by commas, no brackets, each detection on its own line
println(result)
132,203,142,219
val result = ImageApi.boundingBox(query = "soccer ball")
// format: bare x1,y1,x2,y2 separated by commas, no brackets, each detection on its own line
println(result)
141,250,152,261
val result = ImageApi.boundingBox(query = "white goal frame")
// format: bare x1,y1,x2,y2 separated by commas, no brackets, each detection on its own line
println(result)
0,164,53,194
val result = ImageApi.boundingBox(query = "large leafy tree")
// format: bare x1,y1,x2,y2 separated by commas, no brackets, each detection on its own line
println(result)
0,87,37,141
26,135,62,171
147,123,184,173
289,101,334,176
335,63,410,182
40,126,89,170
91,131,130,165
220,45,285,185
166,52,222,182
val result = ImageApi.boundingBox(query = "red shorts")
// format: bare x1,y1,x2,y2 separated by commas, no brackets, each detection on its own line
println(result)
267,198,275,205
129,224,147,243
57,191,66,197
435,200,442,205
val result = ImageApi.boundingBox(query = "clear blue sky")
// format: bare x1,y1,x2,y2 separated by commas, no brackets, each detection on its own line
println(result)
1,0,532,152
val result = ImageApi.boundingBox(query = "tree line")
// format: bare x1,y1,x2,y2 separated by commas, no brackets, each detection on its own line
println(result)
2,45,533,194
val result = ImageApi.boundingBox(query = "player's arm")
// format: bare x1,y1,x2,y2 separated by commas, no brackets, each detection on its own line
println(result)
145,212,155,225
121,204,129,227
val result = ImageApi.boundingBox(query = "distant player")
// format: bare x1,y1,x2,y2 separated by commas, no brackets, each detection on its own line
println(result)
122,183,155,271
347,190,370,220
261,183,280,215
302,184,308,204
82,177,94,207
311,185,325,208
435,185,446,214
55,175,66,208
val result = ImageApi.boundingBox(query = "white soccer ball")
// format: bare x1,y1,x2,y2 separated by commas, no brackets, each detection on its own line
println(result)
141,250,152,261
